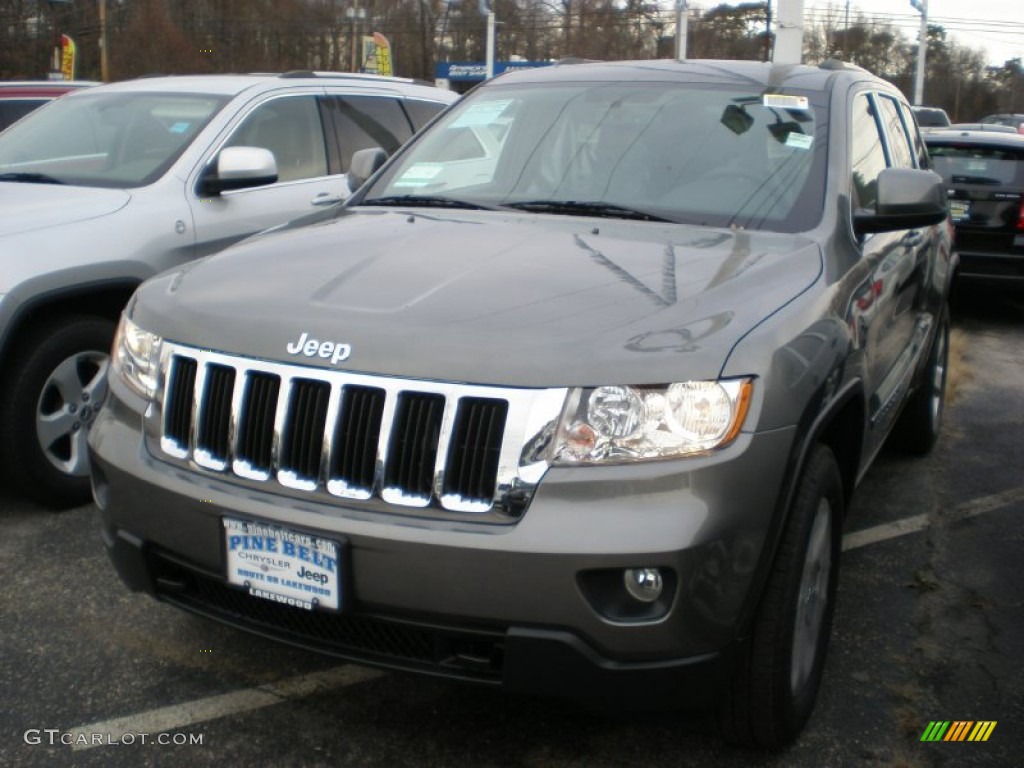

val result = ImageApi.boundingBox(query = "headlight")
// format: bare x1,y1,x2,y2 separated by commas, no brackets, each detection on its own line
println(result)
111,315,163,398
553,379,753,464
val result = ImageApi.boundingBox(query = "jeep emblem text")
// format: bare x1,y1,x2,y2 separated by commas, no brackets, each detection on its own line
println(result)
286,332,351,365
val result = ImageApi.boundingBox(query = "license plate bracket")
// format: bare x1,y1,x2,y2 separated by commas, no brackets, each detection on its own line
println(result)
223,518,344,612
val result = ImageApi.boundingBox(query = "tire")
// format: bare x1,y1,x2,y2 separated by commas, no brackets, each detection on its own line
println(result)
0,315,116,509
892,305,950,456
719,444,844,749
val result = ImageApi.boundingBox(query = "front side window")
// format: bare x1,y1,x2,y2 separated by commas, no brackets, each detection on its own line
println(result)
226,96,328,183
850,94,889,212
0,92,227,188
361,82,828,232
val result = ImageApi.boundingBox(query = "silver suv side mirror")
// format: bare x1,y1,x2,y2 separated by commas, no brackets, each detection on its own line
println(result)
197,146,278,197
348,147,388,190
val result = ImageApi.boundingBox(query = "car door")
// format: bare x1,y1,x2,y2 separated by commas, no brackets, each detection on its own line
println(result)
852,91,935,457
186,90,350,258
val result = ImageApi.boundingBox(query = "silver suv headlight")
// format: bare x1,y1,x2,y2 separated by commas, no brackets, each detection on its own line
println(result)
552,379,753,464
111,315,163,399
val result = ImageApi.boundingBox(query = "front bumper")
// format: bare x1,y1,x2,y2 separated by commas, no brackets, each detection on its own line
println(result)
89,383,796,706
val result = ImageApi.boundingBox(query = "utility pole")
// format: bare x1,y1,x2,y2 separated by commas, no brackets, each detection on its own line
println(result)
911,0,928,105
98,0,109,82
480,0,495,78
675,1,688,60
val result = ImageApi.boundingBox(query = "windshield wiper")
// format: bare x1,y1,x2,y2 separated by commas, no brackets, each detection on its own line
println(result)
359,194,499,210
0,172,65,185
503,200,671,222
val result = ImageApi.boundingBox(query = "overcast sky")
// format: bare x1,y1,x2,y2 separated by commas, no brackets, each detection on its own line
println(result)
804,0,1024,66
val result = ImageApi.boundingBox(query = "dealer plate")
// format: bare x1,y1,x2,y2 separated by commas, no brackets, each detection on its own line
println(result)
223,518,340,611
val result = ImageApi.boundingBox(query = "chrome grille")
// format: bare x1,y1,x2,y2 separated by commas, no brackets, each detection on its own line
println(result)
153,344,566,521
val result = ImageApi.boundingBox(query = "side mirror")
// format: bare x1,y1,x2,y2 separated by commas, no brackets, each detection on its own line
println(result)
348,147,388,190
197,146,278,197
854,167,948,235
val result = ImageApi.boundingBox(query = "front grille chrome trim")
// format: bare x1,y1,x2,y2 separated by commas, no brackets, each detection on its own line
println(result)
148,343,567,523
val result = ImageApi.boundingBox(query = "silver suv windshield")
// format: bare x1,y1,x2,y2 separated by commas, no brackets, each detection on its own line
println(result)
362,81,827,232
0,92,228,188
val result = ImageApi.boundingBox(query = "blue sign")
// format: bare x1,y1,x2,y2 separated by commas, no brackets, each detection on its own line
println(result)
436,60,552,82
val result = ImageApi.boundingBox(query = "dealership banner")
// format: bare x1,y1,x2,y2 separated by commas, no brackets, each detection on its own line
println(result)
61,34,76,80
373,33,392,77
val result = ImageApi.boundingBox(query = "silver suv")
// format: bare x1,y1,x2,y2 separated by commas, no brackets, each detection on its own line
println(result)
89,59,954,748
0,72,456,507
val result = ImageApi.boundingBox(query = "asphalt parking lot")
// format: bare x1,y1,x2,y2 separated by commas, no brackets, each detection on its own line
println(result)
2,288,1022,768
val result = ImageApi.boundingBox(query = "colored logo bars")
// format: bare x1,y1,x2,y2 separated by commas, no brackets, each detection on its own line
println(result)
920,721,997,742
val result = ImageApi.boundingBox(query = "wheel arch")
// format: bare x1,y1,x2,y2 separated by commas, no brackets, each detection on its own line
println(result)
0,279,138,380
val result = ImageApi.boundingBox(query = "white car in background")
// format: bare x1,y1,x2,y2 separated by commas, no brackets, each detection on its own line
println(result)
0,72,456,507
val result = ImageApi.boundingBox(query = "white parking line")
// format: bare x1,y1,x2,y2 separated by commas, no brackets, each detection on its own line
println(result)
68,665,383,751
64,488,1022,749
842,487,1024,552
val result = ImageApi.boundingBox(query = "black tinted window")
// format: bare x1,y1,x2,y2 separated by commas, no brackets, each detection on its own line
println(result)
327,96,414,171
0,99,46,130
403,99,448,131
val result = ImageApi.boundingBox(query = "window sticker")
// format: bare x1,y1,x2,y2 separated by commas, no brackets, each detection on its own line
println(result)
394,162,444,188
763,94,809,111
451,100,512,128
785,132,814,150
169,122,191,134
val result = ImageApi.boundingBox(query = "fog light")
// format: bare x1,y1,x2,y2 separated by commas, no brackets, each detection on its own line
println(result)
624,568,663,603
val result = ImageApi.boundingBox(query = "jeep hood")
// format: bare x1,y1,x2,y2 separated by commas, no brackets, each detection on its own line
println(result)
133,210,823,387
0,183,130,237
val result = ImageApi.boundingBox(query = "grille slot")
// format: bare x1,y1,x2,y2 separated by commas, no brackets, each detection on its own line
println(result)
153,345,560,519
164,356,197,450
444,397,509,504
236,372,280,472
331,385,386,493
385,392,445,499
280,379,331,481
196,364,235,463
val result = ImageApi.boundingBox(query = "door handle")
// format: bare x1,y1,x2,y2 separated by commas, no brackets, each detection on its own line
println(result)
311,193,344,207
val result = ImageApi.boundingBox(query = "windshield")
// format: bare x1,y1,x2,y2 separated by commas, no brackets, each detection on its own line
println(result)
361,81,827,232
0,91,229,188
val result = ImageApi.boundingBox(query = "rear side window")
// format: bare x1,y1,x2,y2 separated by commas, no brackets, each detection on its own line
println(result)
850,94,888,211
403,99,448,131
325,96,414,171
877,96,915,169
899,101,929,169
927,144,1024,186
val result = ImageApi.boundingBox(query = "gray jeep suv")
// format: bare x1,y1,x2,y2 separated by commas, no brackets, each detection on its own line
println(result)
0,72,455,507
89,59,954,748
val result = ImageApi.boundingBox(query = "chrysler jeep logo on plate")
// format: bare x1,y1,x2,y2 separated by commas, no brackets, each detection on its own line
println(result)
286,331,351,365
224,518,341,610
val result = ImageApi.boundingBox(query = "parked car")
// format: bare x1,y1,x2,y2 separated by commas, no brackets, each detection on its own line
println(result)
912,105,951,130
978,113,1024,135
89,59,953,748
0,80,96,131
945,123,1017,134
924,128,1024,284
0,72,457,507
